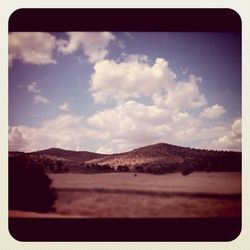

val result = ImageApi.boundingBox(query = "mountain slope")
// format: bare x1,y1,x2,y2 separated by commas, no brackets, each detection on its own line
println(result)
9,143,241,173
85,143,241,172
31,148,107,162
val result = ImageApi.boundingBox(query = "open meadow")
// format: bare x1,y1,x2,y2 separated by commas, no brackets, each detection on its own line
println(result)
9,172,241,218
39,172,241,218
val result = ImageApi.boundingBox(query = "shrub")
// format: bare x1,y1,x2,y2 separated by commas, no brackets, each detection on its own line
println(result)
9,156,57,212
117,165,129,172
181,168,192,176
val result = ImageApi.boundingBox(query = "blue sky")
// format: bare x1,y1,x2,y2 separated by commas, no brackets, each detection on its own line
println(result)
8,32,241,153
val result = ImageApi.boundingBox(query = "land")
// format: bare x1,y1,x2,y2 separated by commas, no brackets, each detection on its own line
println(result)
10,172,241,218
9,143,241,218
9,143,241,174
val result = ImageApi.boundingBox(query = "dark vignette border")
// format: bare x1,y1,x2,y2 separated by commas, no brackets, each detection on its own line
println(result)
9,8,241,32
8,8,241,242
9,217,241,241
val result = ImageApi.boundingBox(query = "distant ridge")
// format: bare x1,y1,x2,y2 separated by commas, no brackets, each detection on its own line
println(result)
31,147,108,162
9,142,241,174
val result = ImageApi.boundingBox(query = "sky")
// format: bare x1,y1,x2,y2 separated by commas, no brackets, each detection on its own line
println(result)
8,32,241,153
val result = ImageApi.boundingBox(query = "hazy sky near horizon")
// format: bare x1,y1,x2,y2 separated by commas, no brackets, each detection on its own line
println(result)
9,32,241,153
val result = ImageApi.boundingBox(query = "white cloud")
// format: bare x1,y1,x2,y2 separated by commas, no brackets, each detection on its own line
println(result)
27,81,50,104
9,42,241,153
8,127,28,151
8,114,97,152
153,75,207,111
96,147,113,154
27,81,41,94
87,100,202,152
57,32,115,63
90,56,176,104
201,104,226,119
9,107,241,153
232,118,241,135
34,94,50,104
58,102,71,111
199,118,242,151
9,32,116,66
9,32,57,66
87,98,241,152
88,101,163,151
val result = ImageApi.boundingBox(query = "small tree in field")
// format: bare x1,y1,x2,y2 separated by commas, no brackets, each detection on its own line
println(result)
9,156,57,212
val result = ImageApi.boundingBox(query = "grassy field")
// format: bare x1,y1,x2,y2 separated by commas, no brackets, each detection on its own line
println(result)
41,172,241,218
9,172,241,218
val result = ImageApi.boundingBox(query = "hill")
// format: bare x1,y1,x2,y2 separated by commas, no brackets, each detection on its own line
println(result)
32,148,107,162
85,143,241,173
9,143,241,174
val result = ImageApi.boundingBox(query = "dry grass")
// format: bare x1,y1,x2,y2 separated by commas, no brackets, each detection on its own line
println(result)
49,172,241,218
9,172,241,218
50,172,241,194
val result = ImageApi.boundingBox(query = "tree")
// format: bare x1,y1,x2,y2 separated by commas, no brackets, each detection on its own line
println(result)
9,156,57,212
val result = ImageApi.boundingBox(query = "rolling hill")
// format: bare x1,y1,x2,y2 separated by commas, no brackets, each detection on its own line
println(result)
9,143,241,174
31,147,107,162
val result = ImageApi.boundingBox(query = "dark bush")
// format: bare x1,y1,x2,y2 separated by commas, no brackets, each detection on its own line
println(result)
134,165,145,173
181,168,192,176
117,165,129,172
9,156,57,212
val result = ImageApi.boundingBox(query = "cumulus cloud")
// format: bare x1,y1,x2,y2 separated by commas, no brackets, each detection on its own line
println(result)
9,41,241,153
8,114,97,152
58,102,71,111
57,32,115,63
9,108,241,153
87,51,239,152
152,75,207,111
200,118,242,151
90,56,176,104
87,100,203,152
9,32,116,66
201,104,226,119
86,98,241,152
215,118,242,151
9,32,57,66
8,127,28,151
88,101,165,151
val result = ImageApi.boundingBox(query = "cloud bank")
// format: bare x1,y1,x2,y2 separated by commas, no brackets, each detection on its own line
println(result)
9,32,115,66
9,115,97,152
8,32,241,153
